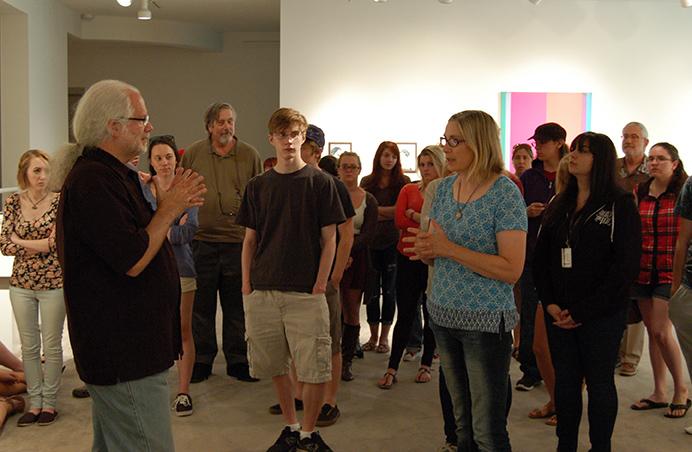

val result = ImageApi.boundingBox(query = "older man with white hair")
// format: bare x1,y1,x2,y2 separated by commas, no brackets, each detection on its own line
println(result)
56,79,206,451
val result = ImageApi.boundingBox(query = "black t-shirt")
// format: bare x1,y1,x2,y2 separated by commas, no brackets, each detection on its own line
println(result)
236,165,346,293
57,147,181,385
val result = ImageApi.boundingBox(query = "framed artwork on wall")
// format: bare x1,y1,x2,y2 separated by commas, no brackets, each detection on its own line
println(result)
397,142,418,173
500,92,592,172
328,142,352,159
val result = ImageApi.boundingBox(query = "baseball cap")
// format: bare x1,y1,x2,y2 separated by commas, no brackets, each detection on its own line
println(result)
306,124,325,149
528,122,567,142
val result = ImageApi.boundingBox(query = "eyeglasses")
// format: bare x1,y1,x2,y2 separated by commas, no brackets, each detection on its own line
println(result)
273,130,303,141
339,164,360,171
440,136,465,147
622,134,642,141
122,115,150,125
647,156,672,163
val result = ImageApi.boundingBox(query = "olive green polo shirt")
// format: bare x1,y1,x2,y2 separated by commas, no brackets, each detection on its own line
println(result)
182,137,261,243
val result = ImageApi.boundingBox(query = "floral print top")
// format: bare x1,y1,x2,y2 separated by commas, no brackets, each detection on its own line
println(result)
0,192,63,290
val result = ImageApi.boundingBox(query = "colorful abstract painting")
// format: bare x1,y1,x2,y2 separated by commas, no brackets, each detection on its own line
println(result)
500,92,592,171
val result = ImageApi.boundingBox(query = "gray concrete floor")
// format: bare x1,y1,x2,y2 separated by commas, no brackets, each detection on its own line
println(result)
1,310,691,451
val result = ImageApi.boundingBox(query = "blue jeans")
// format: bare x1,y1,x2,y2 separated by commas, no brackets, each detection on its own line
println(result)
432,322,512,452
86,370,174,452
546,308,625,452
365,245,398,325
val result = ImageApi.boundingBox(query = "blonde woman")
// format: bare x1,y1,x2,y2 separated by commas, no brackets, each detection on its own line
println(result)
407,111,527,450
378,145,445,389
0,150,64,427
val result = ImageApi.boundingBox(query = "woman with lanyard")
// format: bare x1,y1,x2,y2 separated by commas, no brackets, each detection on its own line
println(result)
533,132,641,452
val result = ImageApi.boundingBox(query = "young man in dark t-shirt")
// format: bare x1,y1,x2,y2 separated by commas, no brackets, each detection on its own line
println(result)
237,108,345,452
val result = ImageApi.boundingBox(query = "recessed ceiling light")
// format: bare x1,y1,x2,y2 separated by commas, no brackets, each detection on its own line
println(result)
116,0,132,7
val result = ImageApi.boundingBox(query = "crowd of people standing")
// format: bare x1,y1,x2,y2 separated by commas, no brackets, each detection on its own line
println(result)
0,78,691,452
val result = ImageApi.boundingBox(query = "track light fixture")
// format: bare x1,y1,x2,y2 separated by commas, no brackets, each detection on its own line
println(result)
137,0,152,20
116,0,132,7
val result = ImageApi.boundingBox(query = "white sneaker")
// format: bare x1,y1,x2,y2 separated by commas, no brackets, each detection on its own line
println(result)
403,350,422,362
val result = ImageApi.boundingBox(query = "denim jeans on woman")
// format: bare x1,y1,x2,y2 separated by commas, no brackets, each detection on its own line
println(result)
546,308,626,452
9,286,65,410
432,321,512,452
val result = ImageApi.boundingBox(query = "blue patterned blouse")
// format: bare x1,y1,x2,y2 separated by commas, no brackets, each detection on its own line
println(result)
429,174,528,333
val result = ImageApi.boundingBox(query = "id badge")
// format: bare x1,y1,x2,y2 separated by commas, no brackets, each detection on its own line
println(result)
561,247,572,269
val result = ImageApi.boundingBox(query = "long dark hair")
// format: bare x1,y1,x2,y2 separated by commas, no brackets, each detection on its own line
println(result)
636,142,687,199
543,132,620,227
148,135,180,175
361,141,407,191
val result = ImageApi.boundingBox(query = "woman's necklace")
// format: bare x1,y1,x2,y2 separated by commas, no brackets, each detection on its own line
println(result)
455,177,481,220
25,191,49,210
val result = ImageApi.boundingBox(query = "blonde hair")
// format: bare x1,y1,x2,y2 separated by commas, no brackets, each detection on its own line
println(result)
555,154,571,194
17,149,50,190
417,144,446,189
448,110,504,183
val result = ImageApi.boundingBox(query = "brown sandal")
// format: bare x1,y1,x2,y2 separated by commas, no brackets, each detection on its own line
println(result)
362,341,377,352
545,414,558,427
528,404,555,419
415,367,432,383
377,371,397,389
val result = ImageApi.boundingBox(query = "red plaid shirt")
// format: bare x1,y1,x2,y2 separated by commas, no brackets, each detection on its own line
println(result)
637,186,680,285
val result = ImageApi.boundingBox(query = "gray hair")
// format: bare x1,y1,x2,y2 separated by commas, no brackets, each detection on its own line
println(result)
49,143,85,192
204,102,236,136
72,80,138,147
623,121,648,139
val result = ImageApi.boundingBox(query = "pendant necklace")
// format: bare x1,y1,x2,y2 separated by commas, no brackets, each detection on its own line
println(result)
26,191,49,210
455,177,480,220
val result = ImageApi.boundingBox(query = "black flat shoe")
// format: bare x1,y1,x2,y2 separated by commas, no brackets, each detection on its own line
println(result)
17,411,40,427
190,363,212,383
227,363,259,382
37,410,58,426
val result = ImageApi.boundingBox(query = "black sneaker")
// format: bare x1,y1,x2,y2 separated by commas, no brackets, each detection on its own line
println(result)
228,363,260,382
297,431,333,452
71,386,90,398
267,426,300,452
515,375,541,391
315,404,340,427
190,363,212,383
269,398,304,415
172,393,193,417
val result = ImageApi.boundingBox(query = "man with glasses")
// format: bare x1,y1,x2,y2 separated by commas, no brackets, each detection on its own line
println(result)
182,102,262,383
57,80,206,450
615,121,650,377
237,108,344,451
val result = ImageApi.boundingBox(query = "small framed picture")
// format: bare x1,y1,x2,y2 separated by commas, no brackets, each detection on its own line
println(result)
397,142,418,173
328,142,352,159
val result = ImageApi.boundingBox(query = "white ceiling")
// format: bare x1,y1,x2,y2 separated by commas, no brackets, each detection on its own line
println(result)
59,0,280,32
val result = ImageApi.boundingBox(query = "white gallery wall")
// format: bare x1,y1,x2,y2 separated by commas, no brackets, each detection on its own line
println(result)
281,0,692,176
68,32,280,159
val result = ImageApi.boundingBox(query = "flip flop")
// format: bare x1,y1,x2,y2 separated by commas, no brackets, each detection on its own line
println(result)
377,371,397,390
528,405,556,419
664,399,692,419
375,343,390,354
631,398,669,410
362,341,377,352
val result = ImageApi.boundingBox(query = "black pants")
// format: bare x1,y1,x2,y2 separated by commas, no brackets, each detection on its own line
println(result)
388,253,435,370
546,308,626,452
519,266,541,380
191,241,247,368
365,245,398,325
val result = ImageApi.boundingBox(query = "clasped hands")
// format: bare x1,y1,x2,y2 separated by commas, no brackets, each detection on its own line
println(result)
402,220,448,261
154,167,206,213
546,304,581,329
